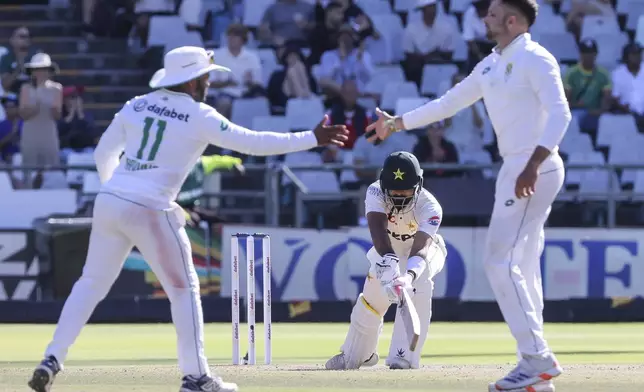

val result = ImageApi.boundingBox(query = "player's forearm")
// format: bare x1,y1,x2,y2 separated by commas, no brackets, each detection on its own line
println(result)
536,104,571,153
525,145,554,172
217,128,318,156
94,149,120,183
401,76,481,130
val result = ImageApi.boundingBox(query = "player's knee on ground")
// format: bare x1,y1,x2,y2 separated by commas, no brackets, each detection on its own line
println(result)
341,293,383,369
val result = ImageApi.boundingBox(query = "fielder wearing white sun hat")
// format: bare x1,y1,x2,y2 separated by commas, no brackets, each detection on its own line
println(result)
149,46,231,89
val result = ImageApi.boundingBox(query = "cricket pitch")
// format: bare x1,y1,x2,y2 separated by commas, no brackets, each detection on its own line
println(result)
0,322,642,391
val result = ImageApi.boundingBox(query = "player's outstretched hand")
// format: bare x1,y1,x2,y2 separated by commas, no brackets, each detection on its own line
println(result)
365,107,395,143
313,115,349,147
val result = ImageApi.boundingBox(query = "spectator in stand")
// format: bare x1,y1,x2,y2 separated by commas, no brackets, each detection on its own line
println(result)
402,0,458,87
309,2,346,66
443,73,491,154
563,39,612,134
18,53,62,188
204,0,244,44
317,24,373,100
566,0,616,41
462,0,494,73
351,129,416,185
314,0,380,42
58,86,96,155
413,120,460,178
259,0,315,47
611,43,643,114
0,27,40,95
267,45,317,112
87,0,136,38
208,24,263,119
0,94,21,163
325,80,370,150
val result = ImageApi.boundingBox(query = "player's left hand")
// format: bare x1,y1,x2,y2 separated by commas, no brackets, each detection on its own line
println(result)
384,273,414,304
375,253,400,286
515,165,538,199
365,108,395,143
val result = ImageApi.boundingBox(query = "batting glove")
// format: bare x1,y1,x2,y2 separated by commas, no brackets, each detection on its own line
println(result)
375,253,400,286
384,272,414,304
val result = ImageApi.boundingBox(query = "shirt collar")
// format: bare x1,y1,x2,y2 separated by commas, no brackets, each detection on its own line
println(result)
160,88,194,100
492,33,530,56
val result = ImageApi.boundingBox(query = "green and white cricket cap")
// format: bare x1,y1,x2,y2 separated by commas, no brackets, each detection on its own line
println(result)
149,46,231,89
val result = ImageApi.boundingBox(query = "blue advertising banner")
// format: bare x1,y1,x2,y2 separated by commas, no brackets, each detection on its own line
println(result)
221,225,643,302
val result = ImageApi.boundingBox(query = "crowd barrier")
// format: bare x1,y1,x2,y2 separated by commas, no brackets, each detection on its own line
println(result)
2,162,644,229
0,223,642,323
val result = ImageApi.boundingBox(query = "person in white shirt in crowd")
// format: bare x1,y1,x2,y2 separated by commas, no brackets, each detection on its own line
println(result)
611,43,643,114
463,0,495,72
318,24,374,99
402,0,459,86
27,46,348,392
325,151,447,371
365,0,570,390
209,23,263,119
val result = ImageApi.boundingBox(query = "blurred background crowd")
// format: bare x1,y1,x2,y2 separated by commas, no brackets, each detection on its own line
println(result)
1,0,644,229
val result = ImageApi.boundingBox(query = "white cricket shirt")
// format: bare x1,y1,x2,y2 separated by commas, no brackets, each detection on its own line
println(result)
364,181,443,257
93,89,317,209
402,33,571,160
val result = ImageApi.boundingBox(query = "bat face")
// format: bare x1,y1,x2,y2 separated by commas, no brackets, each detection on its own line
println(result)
399,289,421,351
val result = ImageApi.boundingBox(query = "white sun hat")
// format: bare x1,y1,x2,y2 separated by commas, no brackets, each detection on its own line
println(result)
24,52,59,73
149,46,231,89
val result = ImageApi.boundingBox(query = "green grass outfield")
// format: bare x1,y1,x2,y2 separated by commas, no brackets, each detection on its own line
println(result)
1,322,643,391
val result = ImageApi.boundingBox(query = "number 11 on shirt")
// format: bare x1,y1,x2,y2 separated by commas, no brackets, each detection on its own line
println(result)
137,117,166,161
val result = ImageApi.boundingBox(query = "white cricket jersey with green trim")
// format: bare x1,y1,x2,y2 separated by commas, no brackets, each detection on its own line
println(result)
93,89,317,209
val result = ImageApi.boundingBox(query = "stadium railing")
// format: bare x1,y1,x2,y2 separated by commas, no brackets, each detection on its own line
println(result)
3,162,644,229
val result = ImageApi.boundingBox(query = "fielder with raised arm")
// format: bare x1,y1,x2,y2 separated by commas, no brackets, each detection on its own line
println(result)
325,151,447,371
28,46,348,392
365,0,570,391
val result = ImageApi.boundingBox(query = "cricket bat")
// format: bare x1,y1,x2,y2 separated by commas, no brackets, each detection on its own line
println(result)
398,288,421,351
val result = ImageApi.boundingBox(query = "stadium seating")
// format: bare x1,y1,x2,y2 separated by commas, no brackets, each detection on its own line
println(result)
231,97,271,129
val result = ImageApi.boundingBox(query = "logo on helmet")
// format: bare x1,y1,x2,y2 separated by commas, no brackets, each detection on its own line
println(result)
393,168,405,180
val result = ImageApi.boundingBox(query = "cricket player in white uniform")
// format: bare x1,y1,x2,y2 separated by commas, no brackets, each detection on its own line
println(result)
27,46,348,392
365,0,570,390
325,151,447,370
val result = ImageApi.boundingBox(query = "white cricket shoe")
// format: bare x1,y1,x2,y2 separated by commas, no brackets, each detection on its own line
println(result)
489,353,562,391
324,352,379,370
386,356,412,370
488,380,555,392
180,375,238,392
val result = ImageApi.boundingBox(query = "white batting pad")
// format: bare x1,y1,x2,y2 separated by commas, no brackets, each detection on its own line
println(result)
340,294,383,369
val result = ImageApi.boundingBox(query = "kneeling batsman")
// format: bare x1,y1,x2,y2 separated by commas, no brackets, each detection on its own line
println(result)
326,151,447,370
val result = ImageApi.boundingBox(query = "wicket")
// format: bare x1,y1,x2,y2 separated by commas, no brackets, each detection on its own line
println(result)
231,233,272,365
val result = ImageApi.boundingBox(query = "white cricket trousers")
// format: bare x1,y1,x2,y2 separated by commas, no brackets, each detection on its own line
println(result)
484,153,564,357
45,192,209,377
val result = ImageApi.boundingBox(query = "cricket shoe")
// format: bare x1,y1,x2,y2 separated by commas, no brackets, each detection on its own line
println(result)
180,375,238,392
386,357,412,370
28,356,61,392
324,352,379,370
489,353,562,391
488,380,555,392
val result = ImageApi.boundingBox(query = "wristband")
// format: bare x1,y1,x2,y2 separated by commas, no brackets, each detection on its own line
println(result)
406,255,426,280
384,118,399,133
406,270,417,282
